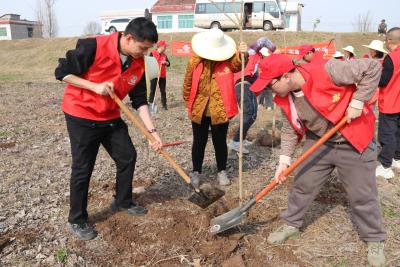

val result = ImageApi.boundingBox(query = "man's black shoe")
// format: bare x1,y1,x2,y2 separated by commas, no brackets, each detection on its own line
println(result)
163,105,168,110
111,200,148,216
69,223,98,241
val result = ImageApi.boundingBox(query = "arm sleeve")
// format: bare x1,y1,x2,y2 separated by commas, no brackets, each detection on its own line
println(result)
128,75,148,110
227,52,248,73
379,56,394,88
55,38,97,81
279,110,299,158
325,58,381,102
166,56,171,67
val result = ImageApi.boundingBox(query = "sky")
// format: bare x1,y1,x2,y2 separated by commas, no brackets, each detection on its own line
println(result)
1,0,399,37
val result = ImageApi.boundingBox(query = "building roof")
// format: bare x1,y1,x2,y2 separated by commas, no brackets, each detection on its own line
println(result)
150,0,195,13
0,13,40,26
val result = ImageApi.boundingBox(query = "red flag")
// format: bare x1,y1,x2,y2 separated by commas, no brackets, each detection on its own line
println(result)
276,40,336,59
171,41,192,57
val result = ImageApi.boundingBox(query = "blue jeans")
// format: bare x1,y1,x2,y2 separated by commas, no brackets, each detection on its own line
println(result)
233,83,258,142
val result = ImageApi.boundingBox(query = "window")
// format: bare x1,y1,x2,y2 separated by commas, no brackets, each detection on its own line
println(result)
284,15,290,28
111,18,130,23
27,27,33,38
178,15,194,28
224,2,241,13
0,28,7,37
157,16,172,29
265,1,280,18
206,3,224,13
253,3,264,12
195,3,206,14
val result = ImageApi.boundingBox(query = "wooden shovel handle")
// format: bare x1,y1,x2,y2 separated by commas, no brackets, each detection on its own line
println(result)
114,96,191,184
255,116,348,201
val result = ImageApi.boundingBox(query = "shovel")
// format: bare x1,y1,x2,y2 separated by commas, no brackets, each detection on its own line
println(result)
149,65,162,114
113,95,225,209
209,116,348,234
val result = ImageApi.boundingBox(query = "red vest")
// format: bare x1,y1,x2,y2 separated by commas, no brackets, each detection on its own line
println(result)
152,50,168,78
275,63,375,152
234,53,262,82
188,61,238,119
61,33,145,121
378,46,400,113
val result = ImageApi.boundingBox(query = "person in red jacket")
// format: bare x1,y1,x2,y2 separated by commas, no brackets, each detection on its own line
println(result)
149,40,170,110
55,18,163,241
375,27,400,179
251,54,386,266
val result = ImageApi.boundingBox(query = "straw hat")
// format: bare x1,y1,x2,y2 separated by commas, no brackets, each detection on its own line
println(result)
342,45,356,55
144,56,159,81
363,40,388,54
332,51,344,58
191,29,236,61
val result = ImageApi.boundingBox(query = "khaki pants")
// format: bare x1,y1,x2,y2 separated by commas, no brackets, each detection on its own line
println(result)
281,134,386,242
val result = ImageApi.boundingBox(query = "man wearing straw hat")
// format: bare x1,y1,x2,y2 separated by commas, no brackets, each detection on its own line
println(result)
375,27,400,179
250,55,386,266
55,17,163,241
183,29,247,187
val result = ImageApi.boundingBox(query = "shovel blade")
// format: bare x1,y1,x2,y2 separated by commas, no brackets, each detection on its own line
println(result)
209,206,245,234
188,184,225,209
150,103,158,114
209,198,257,235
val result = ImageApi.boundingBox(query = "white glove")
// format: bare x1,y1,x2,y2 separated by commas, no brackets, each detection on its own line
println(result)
274,155,291,184
346,99,364,123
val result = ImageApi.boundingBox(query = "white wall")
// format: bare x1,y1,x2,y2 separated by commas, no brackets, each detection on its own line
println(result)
0,24,11,40
153,12,201,33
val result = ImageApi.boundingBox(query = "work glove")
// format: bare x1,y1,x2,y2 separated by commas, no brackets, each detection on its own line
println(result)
274,155,291,184
346,99,364,123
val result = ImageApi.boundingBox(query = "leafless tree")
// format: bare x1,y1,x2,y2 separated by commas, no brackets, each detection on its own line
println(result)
83,21,101,36
354,11,373,32
35,0,58,37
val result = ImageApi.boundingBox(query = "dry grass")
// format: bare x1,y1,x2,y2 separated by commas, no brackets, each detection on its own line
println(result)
0,31,383,82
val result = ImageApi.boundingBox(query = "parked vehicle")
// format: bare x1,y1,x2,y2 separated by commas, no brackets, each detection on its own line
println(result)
103,18,131,33
194,0,284,31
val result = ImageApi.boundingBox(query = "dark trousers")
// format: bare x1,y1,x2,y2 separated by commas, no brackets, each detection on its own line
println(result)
192,116,229,173
282,135,386,242
258,89,274,108
65,114,137,224
377,112,400,168
233,83,258,142
148,77,167,107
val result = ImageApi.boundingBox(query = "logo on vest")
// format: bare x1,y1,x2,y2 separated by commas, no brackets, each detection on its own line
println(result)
215,67,231,77
332,93,341,103
128,75,138,86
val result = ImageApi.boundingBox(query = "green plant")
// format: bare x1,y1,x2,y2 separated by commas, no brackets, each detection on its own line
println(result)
56,248,68,263
382,206,398,219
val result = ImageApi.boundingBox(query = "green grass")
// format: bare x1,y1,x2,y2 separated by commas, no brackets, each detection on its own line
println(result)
56,248,68,263
382,206,399,219
328,257,348,267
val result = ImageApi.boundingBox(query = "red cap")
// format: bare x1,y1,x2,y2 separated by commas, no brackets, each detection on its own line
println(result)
298,44,315,58
250,54,295,93
157,40,168,47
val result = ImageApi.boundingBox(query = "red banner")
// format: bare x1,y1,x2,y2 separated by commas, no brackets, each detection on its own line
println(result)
276,40,336,59
171,41,192,56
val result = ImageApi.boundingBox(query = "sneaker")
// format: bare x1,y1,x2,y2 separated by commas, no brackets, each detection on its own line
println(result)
243,139,253,146
217,170,230,186
111,200,148,216
267,224,300,244
392,159,400,171
367,242,385,267
267,107,272,110
69,223,98,241
228,140,249,154
375,164,394,179
190,171,201,189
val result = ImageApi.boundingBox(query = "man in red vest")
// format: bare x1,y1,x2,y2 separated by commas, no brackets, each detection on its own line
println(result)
251,54,386,266
376,27,400,179
55,18,163,241
149,40,170,110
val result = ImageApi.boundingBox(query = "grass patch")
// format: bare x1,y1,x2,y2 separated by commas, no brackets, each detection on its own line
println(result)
56,248,68,263
328,257,348,267
382,206,399,219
